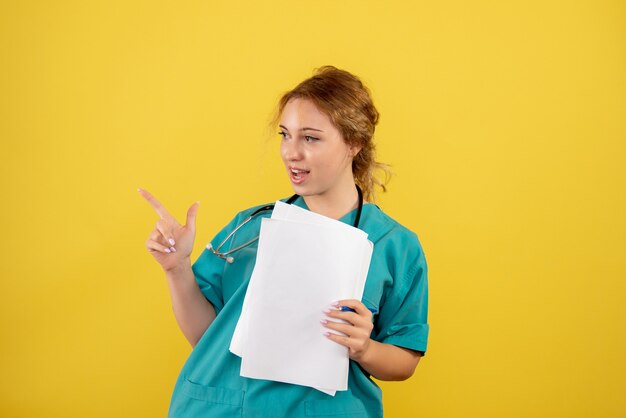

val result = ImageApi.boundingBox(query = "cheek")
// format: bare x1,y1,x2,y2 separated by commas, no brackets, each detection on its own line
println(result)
319,150,351,174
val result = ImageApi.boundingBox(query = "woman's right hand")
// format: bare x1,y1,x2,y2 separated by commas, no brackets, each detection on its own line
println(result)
138,188,200,272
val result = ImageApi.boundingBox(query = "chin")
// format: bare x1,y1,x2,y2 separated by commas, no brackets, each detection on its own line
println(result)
290,185,309,195
289,184,314,197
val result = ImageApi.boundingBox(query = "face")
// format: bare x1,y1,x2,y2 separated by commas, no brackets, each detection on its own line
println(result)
279,98,358,199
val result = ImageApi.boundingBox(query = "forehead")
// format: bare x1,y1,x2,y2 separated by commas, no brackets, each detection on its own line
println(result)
279,98,333,128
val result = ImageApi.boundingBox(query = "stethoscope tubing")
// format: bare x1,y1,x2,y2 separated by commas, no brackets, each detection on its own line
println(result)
208,185,363,263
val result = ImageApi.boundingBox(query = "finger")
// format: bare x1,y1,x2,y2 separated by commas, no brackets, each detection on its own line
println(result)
325,309,361,325
324,332,355,350
328,303,371,325
138,188,173,220
149,229,164,242
149,230,176,252
186,201,200,232
146,238,173,254
321,320,354,337
325,311,373,336
334,299,373,319
155,219,177,247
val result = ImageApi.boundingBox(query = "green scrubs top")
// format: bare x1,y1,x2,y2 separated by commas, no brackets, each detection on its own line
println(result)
167,196,429,418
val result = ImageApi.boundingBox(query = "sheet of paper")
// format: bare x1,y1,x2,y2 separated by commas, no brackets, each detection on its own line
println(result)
271,201,369,239
230,200,369,357
230,201,373,396
238,218,373,391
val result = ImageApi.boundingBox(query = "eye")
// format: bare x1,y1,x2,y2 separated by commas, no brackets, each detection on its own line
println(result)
278,131,287,139
304,135,318,143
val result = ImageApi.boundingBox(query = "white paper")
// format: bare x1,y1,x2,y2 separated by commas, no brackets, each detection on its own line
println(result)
230,201,373,395
231,201,370,357
271,201,369,240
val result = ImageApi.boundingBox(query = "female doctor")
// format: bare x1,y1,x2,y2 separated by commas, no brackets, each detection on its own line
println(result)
139,66,429,417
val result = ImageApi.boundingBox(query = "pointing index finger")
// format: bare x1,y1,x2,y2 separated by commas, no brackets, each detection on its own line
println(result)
137,188,172,220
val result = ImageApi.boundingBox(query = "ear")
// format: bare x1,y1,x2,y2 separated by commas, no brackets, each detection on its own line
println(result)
350,144,362,158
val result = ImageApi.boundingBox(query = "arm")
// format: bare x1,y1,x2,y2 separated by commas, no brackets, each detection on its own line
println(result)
165,259,216,348
138,189,215,347
323,300,422,381
354,340,421,381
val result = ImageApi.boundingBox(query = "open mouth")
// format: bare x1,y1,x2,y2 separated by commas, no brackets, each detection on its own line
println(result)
289,168,310,183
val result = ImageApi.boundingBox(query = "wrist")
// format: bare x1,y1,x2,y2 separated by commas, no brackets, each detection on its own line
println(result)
164,258,192,276
355,338,377,365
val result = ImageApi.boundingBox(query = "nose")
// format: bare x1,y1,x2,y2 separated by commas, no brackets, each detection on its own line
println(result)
281,138,304,162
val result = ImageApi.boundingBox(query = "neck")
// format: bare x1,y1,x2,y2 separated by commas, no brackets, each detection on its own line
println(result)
303,179,360,221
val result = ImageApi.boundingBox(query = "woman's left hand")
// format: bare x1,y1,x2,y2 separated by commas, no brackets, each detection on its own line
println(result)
322,299,374,362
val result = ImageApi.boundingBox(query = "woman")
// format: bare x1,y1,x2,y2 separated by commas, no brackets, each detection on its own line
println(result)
139,66,429,417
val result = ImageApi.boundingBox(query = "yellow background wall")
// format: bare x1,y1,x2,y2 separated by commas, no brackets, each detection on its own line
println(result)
1,1,624,417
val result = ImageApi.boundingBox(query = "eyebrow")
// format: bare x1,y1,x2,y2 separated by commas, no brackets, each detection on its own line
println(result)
279,125,324,133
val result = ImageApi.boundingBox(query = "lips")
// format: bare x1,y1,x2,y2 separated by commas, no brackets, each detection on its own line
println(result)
289,167,310,184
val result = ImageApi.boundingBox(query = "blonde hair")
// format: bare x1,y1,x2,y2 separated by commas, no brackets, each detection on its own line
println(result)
271,65,391,202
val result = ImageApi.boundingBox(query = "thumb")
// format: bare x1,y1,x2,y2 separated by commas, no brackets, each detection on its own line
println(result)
186,201,200,231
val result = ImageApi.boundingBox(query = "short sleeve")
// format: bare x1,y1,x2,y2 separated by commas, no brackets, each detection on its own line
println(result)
192,212,245,316
373,242,429,355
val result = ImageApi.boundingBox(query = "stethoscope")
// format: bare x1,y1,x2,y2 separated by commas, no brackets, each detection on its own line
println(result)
207,185,364,263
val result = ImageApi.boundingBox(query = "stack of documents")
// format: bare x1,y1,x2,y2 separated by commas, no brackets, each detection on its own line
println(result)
229,201,373,395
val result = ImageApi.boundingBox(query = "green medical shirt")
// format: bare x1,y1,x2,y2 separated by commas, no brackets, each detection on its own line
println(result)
168,196,429,418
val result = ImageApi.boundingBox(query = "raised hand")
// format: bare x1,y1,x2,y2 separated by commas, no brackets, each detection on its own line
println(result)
138,188,200,272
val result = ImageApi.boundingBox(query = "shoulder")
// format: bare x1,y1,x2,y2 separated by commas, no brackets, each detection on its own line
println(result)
364,205,422,248
363,205,427,271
